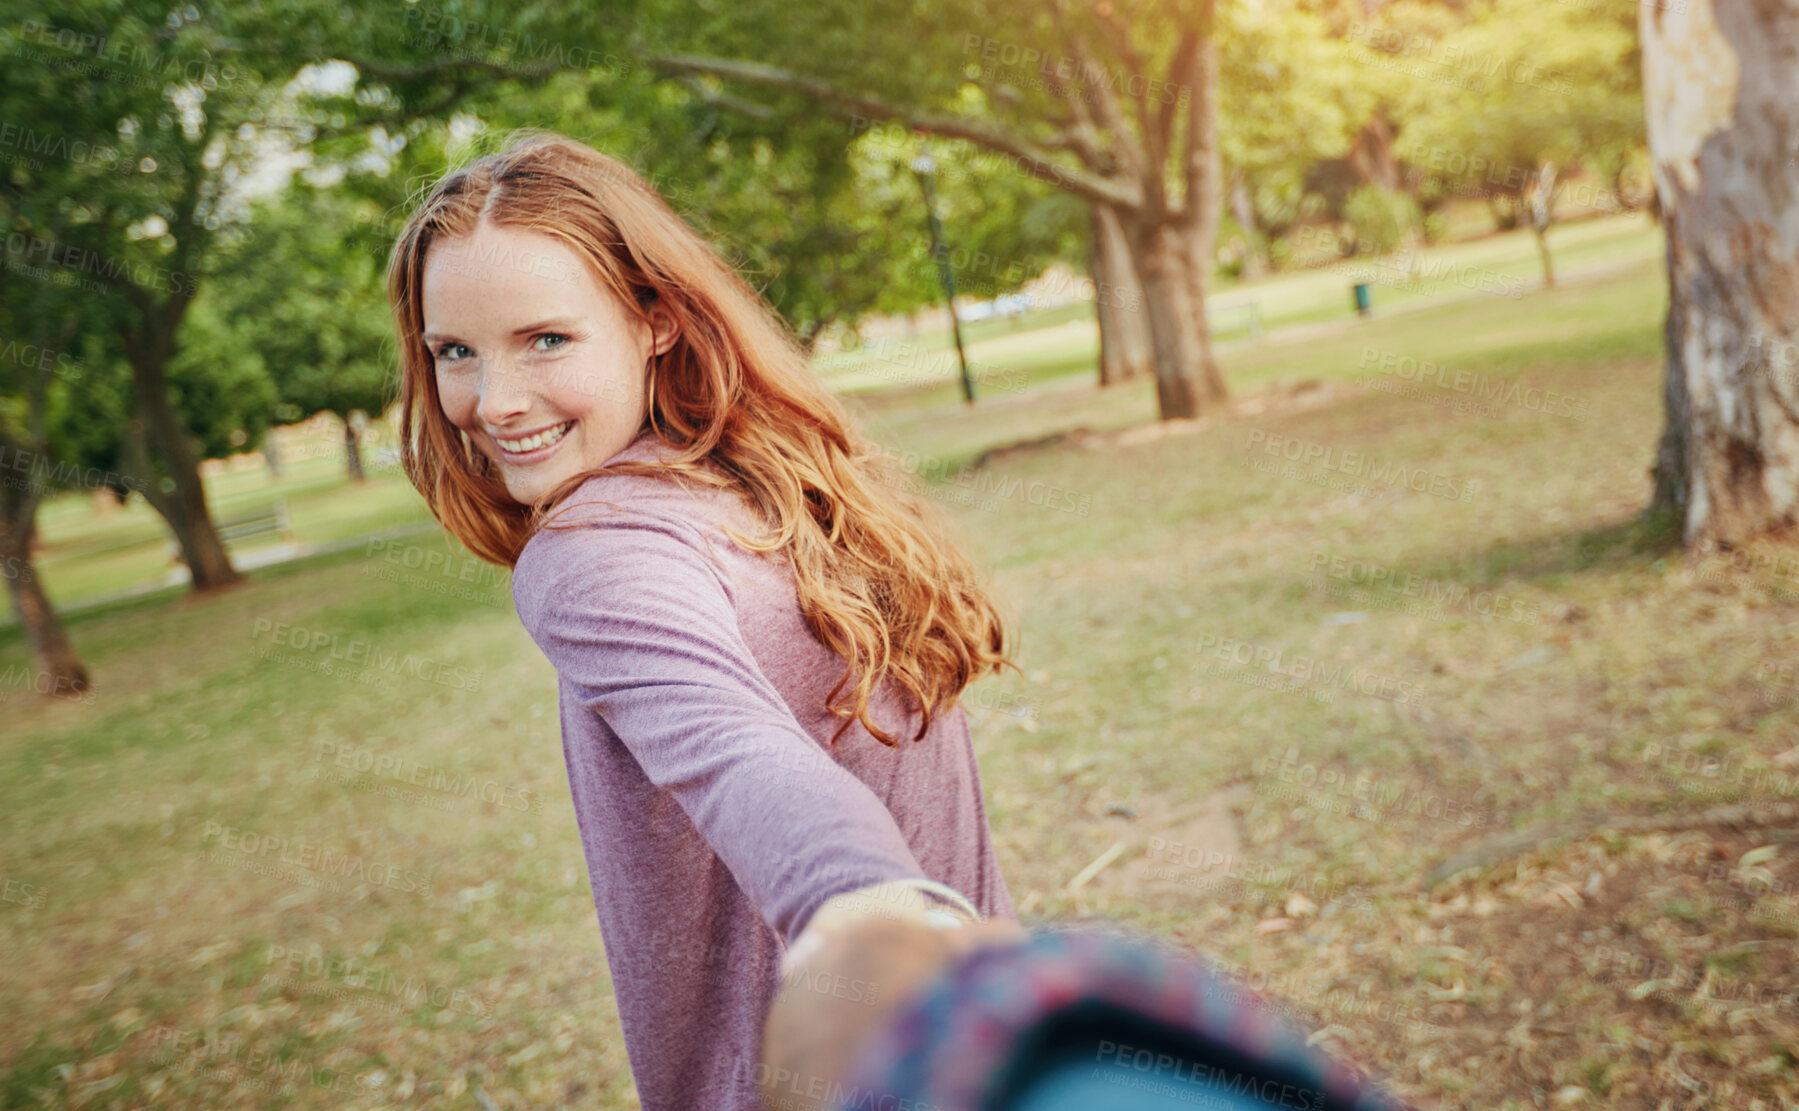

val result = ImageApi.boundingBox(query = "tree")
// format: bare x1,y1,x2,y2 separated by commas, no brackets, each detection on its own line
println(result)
0,278,94,698
1216,1,1361,278
644,0,1236,420
0,0,581,590
1642,0,1799,550
1383,0,1642,284
209,184,388,480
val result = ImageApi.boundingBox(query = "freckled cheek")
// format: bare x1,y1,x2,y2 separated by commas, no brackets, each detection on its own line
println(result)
434,371,480,431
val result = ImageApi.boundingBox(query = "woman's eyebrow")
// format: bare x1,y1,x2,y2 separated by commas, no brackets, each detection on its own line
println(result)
511,317,581,336
420,318,578,345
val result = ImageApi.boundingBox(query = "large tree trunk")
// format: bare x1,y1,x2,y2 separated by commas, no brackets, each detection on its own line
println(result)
1642,0,1799,550
1171,22,1229,414
0,484,89,698
344,415,366,483
1090,204,1153,386
1124,219,1228,420
124,369,241,591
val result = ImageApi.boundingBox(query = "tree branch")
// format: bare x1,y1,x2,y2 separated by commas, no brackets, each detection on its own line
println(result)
644,53,1142,211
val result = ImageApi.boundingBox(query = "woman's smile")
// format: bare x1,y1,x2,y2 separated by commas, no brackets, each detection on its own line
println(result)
489,419,577,464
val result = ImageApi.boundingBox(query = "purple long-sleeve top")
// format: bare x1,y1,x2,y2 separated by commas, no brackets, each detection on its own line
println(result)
510,430,1016,1110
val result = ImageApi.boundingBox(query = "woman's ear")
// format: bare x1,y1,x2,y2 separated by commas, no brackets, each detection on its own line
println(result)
645,301,680,358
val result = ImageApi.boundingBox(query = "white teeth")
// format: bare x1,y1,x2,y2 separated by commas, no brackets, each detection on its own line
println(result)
496,422,572,454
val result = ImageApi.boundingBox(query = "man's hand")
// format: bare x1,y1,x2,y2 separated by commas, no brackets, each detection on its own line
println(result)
760,883,1026,1111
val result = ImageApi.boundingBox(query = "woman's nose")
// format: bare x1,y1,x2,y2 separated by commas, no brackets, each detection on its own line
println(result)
475,361,532,428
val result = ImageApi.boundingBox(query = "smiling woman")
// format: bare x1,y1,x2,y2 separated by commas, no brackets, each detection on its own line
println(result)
383,131,1023,1110
418,224,673,505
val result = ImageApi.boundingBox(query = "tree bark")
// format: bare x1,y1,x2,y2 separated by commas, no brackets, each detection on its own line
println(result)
1642,0,1799,550
1172,19,1230,410
1349,116,1402,191
0,480,89,699
264,429,283,478
344,415,366,482
1529,162,1557,288
124,365,241,591
1090,204,1153,386
1124,219,1227,419
1531,225,1556,289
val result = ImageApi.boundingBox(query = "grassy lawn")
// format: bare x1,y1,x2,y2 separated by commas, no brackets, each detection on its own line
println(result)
26,428,433,609
6,254,1798,1110
813,212,1661,404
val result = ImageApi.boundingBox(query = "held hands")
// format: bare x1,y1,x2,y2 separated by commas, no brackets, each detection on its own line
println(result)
760,881,1027,1111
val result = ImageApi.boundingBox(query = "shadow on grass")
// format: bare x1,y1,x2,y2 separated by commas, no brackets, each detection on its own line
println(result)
1421,507,1683,591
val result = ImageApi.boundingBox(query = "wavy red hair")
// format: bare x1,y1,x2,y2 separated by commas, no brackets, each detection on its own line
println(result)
387,130,1016,745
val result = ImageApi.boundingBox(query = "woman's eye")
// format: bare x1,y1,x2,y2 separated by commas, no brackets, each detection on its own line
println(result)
434,342,472,361
532,333,570,352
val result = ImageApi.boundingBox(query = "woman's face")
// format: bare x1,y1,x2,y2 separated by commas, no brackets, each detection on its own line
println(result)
421,221,676,505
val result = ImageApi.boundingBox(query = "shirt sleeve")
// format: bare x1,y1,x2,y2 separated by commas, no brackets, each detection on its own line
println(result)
514,505,931,945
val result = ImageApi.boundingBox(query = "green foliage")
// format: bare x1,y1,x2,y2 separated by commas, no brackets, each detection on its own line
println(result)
1344,185,1421,256
1379,0,1645,201
204,183,393,430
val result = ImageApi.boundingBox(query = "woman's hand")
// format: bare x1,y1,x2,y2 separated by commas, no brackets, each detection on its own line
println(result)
760,882,1027,1111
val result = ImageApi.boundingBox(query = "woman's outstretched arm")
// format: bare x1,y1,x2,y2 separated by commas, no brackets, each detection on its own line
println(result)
513,505,943,945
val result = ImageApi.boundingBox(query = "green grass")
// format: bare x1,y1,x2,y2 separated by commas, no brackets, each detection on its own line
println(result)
5,250,1798,1109
23,430,433,608
814,211,1660,405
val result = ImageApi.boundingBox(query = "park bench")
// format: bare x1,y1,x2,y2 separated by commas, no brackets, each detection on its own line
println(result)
216,501,294,545
164,500,294,566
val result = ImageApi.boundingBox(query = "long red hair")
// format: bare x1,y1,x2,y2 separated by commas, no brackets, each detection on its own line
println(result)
387,130,1015,745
